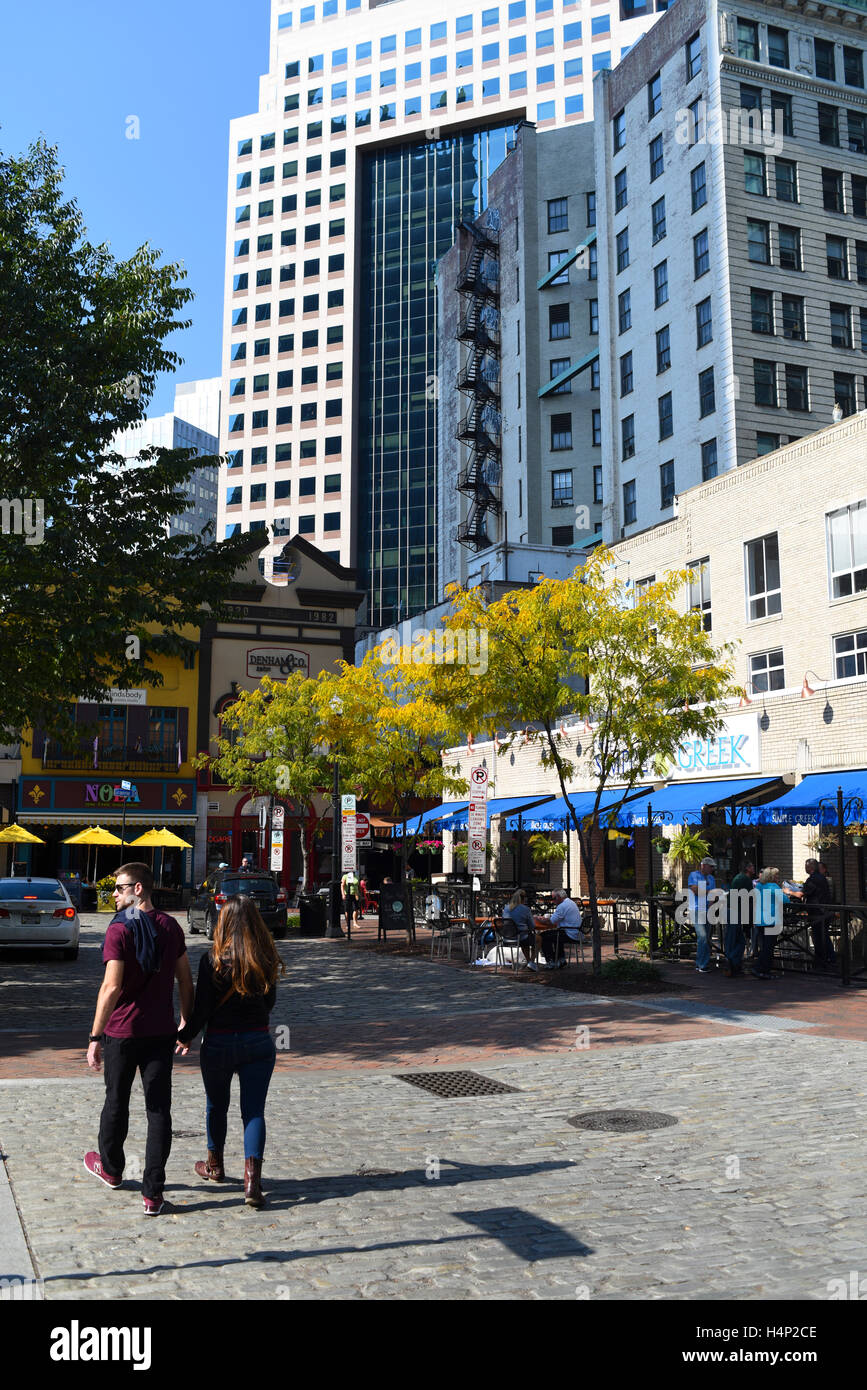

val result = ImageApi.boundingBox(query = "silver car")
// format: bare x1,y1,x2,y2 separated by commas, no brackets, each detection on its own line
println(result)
0,877,80,960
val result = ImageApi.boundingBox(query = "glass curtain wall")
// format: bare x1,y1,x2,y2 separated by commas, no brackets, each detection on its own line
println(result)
359,122,516,627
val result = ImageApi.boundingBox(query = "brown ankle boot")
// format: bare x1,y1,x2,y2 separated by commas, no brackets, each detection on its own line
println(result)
194,1150,225,1181
244,1157,265,1208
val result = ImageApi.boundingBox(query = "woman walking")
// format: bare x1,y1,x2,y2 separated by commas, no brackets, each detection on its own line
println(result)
176,896,284,1207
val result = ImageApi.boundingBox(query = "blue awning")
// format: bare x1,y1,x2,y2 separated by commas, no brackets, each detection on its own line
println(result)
391,801,468,837
440,795,556,832
504,787,652,832
741,770,867,826
617,777,783,827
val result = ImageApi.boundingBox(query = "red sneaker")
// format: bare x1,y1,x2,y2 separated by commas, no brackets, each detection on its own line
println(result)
142,1194,165,1216
84,1151,122,1189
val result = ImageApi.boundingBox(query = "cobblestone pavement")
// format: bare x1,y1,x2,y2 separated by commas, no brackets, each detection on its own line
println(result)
1,917,866,1299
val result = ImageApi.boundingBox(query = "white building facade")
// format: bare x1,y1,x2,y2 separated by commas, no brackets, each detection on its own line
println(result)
111,379,221,540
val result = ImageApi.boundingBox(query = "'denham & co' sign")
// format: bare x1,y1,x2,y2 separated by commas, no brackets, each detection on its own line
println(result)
246,647,310,680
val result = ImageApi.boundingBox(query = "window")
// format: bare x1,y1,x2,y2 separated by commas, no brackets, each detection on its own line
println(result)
647,72,661,119
585,192,596,229
622,417,635,461
740,83,762,112
620,352,634,396
853,175,867,218
649,134,664,181
233,273,249,292
768,27,789,69
831,303,852,349
819,104,841,148
656,325,670,373
699,367,715,416
551,468,573,503
754,360,778,407
252,371,268,392
234,239,250,258
834,372,857,417
862,307,867,352
593,462,603,499
737,19,759,62
613,110,626,152
623,478,637,523
823,168,845,215
654,261,668,307
549,303,570,339
834,629,867,678
237,171,252,191
771,91,793,138
552,525,574,547
775,158,798,203
786,364,810,412
750,650,785,692
482,78,500,99
616,228,629,273
784,295,806,340
756,432,780,456
660,460,675,509
701,439,718,480
238,137,253,157
696,297,713,347
827,236,848,280
814,38,835,82
548,250,571,285
614,168,628,211
550,358,571,392
618,289,631,333
589,299,599,334
748,220,770,264
694,229,710,278
746,534,782,620
547,197,568,233
251,410,268,430
688,559,711,631
844,45,865,88
249,483,266,504
564,20,581,43
588,243,597,281
658,392,673,439
592,417,602,452
828,501,867,597
745,152,767,196
691,163,707,212
688,97,704,146
652,196,666,243
551,415,573,451
751,288,774,335
778,224,802,271
509,35,527,56
537,62,555,84
686,33,701,81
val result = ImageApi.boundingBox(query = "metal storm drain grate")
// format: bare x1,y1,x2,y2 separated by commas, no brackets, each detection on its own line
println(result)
396,1070,520,1098
567,1110,678,1132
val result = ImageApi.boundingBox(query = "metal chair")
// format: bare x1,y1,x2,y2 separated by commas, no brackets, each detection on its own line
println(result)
430,912,459,960
560,930,586,967
492,917,528,973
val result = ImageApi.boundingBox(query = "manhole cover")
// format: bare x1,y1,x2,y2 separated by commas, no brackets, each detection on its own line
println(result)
397,1070,519,1098
171,1130,205,1139
567,1110,678,1132
354,1166,400,1177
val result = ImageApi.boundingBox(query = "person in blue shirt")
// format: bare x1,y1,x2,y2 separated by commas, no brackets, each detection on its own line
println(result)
687,856,717,972
751,867,783,979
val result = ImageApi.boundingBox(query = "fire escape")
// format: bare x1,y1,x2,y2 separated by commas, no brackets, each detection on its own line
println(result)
455,214,501,551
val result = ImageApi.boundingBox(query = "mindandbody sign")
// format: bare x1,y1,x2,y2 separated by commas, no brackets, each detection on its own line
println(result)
467,765,489,877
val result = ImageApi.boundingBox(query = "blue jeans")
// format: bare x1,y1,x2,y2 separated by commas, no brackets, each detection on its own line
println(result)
200,1030,276,1161
691,914,712,969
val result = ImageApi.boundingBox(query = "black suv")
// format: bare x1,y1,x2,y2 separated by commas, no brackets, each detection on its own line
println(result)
187,870,288,939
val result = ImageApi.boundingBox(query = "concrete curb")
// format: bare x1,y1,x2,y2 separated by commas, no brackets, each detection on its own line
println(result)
0,1146,42,1299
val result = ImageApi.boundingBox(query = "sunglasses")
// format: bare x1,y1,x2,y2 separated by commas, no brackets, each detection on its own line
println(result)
114,883,136,891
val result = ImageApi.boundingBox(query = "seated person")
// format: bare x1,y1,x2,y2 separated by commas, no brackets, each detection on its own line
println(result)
503,888,559,970
546,890,586,945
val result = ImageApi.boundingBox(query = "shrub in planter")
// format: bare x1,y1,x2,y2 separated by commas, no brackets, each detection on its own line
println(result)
600,957,662,982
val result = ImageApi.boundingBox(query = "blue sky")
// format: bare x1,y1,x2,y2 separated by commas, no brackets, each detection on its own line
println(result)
0,0,271,417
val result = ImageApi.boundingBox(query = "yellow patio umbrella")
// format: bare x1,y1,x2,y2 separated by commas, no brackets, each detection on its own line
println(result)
62,825,129,884
0,824,45,843
127,827,193,886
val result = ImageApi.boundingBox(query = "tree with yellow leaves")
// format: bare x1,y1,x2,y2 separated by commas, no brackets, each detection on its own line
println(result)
392,548,736,972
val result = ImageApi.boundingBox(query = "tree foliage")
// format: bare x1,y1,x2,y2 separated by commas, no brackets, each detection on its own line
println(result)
0,140,253,740
388,549,737,971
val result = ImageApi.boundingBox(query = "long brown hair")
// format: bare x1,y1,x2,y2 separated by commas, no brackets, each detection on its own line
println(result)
211,896,285,996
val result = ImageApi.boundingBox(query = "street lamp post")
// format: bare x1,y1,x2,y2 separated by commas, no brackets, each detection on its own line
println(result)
326,755,344,938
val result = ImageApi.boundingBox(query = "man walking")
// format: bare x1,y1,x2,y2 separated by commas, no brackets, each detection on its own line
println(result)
84,862,193,1215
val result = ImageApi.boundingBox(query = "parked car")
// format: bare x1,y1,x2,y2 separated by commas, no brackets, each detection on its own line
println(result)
187,870,288,939
0,877,80,960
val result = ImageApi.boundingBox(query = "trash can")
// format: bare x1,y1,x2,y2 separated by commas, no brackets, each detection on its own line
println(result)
298,893,327,937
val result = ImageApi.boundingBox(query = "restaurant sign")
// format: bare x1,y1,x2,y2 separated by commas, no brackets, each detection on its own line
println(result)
599,714,761,782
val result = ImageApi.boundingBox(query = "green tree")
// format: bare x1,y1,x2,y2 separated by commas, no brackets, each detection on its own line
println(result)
399,550,736,972
0,140,253,741
199,672,344,893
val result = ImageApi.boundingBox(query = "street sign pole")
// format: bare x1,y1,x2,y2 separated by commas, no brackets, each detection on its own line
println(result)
326,758,344,939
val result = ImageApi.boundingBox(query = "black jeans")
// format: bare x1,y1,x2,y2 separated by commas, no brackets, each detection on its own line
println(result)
98,1035,175,1198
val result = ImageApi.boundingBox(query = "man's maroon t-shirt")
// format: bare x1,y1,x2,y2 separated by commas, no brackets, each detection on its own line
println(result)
103,910,186,1038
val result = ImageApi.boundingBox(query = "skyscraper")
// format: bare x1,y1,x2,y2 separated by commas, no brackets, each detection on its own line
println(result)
219,0,670,623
